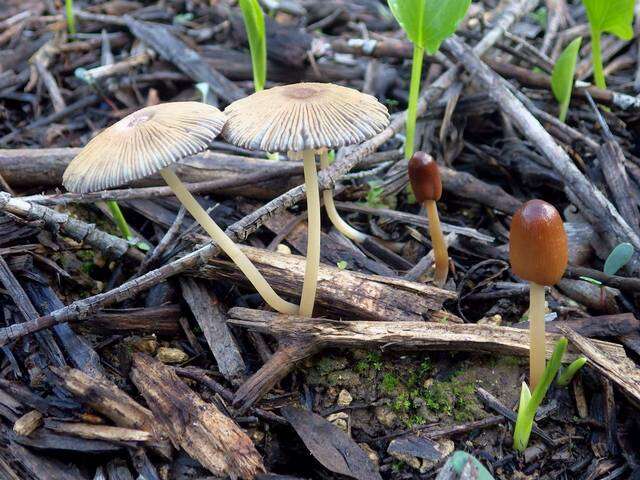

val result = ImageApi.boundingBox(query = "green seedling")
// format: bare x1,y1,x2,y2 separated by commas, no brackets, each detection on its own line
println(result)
65,0,76,35
336,260,348,270
239,0,267,92
582,0,635,89
387,0,471,159
557,356,588,386
551,37,582,122
513,338,585,451
603,242,634,275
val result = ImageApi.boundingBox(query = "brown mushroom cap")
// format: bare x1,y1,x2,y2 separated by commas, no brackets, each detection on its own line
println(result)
408,152,442,202
222,82,389,153
63,102,226,193
509,199,568,286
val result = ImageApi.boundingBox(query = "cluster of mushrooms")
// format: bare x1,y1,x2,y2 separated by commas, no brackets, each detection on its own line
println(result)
64,81,568,390
63,83,390,317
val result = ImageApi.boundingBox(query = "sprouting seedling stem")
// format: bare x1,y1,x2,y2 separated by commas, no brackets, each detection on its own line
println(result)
160,167,298,314
590,29,606,89
106,200,132,240
405,44,425,160
65,0,76,36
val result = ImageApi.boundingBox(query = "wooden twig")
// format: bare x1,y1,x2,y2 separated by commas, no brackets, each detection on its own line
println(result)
0,193,142,261
227,307,628,363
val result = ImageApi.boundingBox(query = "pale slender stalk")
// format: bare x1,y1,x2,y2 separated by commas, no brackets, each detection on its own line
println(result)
159,167,298,315
405,44,425,160
105,200,132,240
319,150,368,243
590,29,606,90
299,149,321,317
424,200,448,287
529,282,546,390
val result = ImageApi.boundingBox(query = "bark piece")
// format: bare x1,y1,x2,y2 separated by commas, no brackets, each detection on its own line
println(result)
13,410,43,436
197,245,455,323
130,353,264,479
180,278,245,381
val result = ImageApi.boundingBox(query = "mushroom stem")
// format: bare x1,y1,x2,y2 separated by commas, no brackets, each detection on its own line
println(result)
159,167,298,315
424,200,448,287
319,150,368,243
528,282,546,390
299,149,321,317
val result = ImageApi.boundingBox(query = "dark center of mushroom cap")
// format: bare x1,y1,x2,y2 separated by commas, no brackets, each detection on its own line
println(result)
121,110,156,129
285,86,320,100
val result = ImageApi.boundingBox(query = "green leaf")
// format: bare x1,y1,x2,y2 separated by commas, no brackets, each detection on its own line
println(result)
387,0,471,54
551,37,582,123
582,0,635,40
239,0,267,92
337,260,348,270
603,242,634,276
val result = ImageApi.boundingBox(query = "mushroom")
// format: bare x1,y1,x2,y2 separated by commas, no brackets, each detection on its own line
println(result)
408,152,448,287
223,83,389,316
63,102,298,315
509,199,568,389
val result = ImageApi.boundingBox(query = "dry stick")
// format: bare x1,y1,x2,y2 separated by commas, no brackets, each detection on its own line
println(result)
0,193,142,262
0,0,536,346
442,35,640,274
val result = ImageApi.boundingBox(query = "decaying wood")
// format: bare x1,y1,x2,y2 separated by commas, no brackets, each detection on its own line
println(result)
12,410,42,437
227,308,628,363
196,245,455,323
0,193,142,261
130,353,265,479
48,366,170,454
84,305,182,336
44,420,153,444
559,326,640,409
179,278,246,382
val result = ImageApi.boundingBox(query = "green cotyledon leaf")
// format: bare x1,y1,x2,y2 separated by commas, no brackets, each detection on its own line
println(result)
387,0,471,54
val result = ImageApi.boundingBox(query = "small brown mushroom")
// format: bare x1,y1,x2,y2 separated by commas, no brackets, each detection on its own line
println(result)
63,102,297,314
408,152,448,287
510,199,568,389
223,83,389,316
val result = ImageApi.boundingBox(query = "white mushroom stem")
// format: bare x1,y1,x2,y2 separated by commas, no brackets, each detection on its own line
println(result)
528,282,546,390
424,200,449,287
299,149,321,317
319,150,368,243
159,167,298,315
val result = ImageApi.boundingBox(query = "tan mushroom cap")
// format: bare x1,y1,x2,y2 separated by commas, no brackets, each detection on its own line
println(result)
63,102,226,193
222,82,389,153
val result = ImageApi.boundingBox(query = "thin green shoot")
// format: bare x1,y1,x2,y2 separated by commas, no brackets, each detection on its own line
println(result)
387,0,471,159
239,0,267,92
65,0,76,36
513,338,568,451
581,0,635,89
551,37,582,123
557,357,587,386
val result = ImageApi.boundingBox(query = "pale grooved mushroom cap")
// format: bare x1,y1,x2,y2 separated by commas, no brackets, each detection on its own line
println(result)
222,82,390,152
63,102,226,193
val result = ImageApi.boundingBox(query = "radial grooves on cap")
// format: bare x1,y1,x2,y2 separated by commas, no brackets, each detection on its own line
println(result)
62,102,226,193
408,152,442,203
509,199,568,286
223,82,390,152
